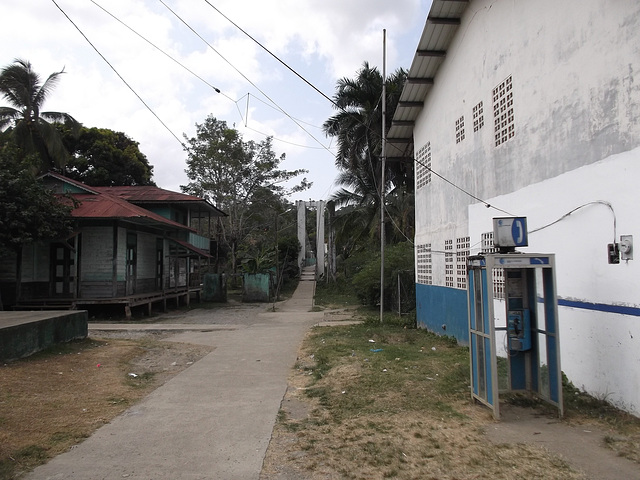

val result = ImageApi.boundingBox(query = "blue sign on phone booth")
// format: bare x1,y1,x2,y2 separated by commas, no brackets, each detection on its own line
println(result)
493,217,528,250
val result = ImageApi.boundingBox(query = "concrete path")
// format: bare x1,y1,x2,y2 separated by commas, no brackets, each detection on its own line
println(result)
26,274,323,480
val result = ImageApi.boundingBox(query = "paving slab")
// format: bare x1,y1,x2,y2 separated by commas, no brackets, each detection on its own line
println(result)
26,281,322,480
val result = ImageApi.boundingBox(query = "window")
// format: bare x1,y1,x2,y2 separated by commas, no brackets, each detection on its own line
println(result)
481,232,504,299
455,116,465,144
473,101,484,132
445,239,454,287
456,236,470,289
493,75,514,146
415,142,431,189
417,243,432,285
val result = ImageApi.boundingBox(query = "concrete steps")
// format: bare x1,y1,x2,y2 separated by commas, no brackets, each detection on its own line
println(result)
300,266,316,281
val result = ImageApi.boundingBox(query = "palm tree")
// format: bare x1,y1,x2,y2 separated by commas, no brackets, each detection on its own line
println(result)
323,62,409,191
0,59,80,172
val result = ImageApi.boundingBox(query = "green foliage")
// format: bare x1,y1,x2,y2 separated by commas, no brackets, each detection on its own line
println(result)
181,116,310,274
60,126,154,186
239,246,275,274
322,63,414,289
314,277,360,308
277,234,301,279
0,59,80,172
350,242,414,307
0,145,74,254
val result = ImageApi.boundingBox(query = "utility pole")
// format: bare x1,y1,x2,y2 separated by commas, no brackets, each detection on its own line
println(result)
380,29,386,324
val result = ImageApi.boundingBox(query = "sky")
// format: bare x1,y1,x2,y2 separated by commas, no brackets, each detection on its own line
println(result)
1,0,431,203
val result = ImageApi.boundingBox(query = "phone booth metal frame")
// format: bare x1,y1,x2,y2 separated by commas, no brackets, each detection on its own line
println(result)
467,253,563,419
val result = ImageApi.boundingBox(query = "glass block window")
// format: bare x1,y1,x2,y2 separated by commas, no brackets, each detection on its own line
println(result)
481,231,497,254
455,116,465,144
456,236,470,289
416,243,432,285
493,75,514,146
473,101,484,132
445,239,454,287
492,267,505,299
415,142,431,190
480,232,504,299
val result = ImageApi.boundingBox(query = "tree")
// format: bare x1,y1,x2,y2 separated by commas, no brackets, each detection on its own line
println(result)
323,62,415,295
0,144,74,309
181,116,310,274
59,126,155,186
323,62,410,191
0,59,80,172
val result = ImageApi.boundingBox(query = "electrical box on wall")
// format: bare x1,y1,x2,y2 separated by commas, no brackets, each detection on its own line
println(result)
620,235,633,261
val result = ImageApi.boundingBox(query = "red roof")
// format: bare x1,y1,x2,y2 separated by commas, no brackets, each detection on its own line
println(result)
67,193,195,232
94,186,226,216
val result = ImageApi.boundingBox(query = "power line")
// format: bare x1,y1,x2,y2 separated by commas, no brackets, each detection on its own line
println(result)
89,0,233,102
78,0,338,156
202,0,338,109
51,0,186,149
413,154,515,216
530,201,616,243
158,0,330,153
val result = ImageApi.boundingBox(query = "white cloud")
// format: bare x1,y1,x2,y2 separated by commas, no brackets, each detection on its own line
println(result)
1,0,431,200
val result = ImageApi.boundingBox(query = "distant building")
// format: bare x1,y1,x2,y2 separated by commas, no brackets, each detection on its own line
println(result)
388,0,640,415
0,173,225,317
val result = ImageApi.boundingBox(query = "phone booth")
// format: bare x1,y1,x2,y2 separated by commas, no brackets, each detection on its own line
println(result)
467,218,563,419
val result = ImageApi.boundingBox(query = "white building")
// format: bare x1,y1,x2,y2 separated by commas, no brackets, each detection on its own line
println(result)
388,0,640,415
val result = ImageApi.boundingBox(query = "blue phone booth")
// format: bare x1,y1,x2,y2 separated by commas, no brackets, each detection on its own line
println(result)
467,219,563,419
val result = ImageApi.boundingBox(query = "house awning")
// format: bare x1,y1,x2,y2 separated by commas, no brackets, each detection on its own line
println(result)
169,238,212,258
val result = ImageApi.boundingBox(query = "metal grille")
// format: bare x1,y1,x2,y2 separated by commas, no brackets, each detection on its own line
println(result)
445,239,454,287
456,116,466,143
416,243,432,285
493,75,514,146
456,236,470,289
473,101,484,132
415,142,431,189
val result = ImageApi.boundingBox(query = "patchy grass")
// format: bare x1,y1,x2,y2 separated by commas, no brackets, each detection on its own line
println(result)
313,278,360,309
262,319,640,480
0,337,210,480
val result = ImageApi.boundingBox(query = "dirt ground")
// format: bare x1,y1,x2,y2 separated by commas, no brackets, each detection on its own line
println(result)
2,303,640,479
0,333,211,480
260,328,640,480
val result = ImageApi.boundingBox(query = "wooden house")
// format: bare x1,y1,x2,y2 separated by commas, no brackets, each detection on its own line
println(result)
1,173,225,317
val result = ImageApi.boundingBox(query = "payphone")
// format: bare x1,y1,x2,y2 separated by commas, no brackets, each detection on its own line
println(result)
467,217,563,419
507,309,531,351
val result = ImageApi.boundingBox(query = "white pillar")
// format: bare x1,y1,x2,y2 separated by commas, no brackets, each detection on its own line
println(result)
296,200,306,269
316,200,325,279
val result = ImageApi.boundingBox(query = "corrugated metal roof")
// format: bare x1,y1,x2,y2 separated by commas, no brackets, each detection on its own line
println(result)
94,186,226,217
68,193,196,232
387,0,470,160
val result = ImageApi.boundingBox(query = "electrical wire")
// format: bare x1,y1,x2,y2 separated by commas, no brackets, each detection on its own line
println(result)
158,0,330,154
201,0,337,109
89,0,335,155
65,0,519,215
51,0,186,149
529,200,617,243
89,0,233,102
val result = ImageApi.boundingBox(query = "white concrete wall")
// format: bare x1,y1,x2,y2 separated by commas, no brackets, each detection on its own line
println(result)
414,0,640,269
468,149,640,415
413,0,640,414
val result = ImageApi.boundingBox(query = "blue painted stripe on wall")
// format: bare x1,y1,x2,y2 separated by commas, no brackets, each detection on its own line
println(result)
556,298,640,316
415,283,469,344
